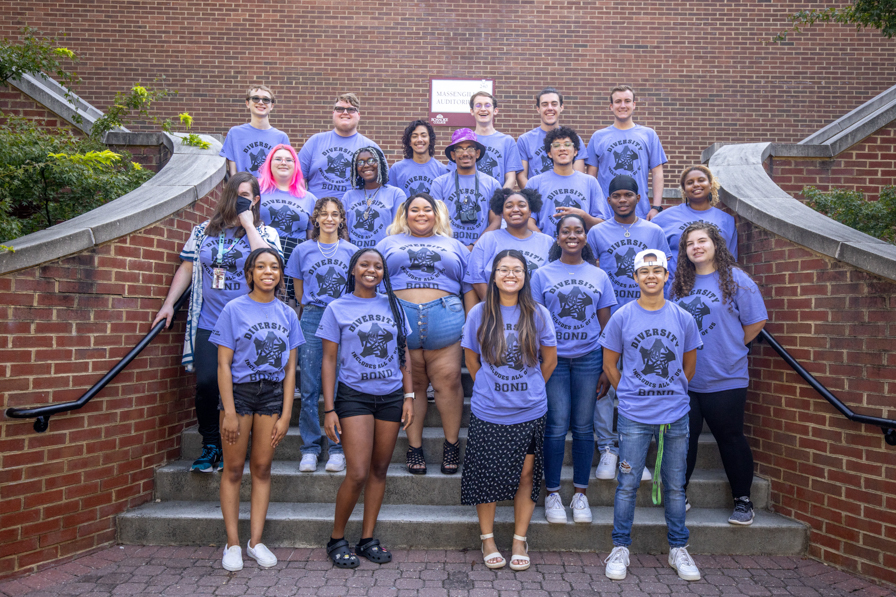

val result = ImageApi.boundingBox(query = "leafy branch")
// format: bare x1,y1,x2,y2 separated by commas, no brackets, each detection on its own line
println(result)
768,0,896,43
803,185,896,244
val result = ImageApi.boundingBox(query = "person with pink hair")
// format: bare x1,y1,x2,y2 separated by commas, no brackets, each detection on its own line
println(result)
258,144,318,305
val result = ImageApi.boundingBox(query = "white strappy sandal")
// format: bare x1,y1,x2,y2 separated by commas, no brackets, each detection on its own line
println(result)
509,534,530,571
479,533,506,569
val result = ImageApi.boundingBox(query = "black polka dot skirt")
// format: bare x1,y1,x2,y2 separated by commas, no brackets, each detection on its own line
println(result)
461,413,545,505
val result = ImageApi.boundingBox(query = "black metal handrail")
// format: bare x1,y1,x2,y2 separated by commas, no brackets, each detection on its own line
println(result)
4,289,191,433
758,329,896,446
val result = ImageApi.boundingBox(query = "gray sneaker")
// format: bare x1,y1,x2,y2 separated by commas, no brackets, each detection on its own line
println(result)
728,497,754,525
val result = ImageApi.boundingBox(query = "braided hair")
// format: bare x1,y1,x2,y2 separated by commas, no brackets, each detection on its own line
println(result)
547,214,597,264
350,146,389,190
343,248,408,369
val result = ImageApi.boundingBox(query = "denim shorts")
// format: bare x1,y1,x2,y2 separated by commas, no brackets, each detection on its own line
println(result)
335,383,404,423
398,294,464,351
218,379,283,417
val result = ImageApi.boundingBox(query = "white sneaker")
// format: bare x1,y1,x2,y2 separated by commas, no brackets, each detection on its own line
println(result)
594,449,618,480
669,545,701,581
325,453,346,472
544,492,568,524
222,544,243,571
604,546,629,580
570,493,593,524
247,540,278,568
642,467,652,482
299,453,318,472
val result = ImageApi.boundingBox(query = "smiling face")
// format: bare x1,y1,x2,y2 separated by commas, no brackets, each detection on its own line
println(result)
557,216,586,259
608,189,639,219
502,194,531,229
610,90,636,124
406,197,436,236
270,148,295,183
248,251,281,293
246,88,273,118
353,251,384,290
332,100,360,134
683,169,712,205
451,141,480,172
494,256,526,295
685,229,716,268
548,136,576,167
316,200,343,236
410,125,431,158
634,256,668,296
537,92,563,127
356,150,379,184
470,94,497,127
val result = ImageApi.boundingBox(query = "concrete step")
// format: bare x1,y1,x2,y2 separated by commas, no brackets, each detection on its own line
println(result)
118,501,807,555
181,426,724,470
154,461,768,509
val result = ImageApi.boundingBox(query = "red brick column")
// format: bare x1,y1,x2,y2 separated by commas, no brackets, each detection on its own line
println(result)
0,183,221,579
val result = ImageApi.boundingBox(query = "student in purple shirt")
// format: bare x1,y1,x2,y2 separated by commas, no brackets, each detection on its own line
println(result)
389,120,450,198
342,146,406,249
258,144,317,304
461,250,558,572
318,249,414,569
220,84,290,177
671,222,767,526
211,248,303,572
531,214,616,526
517,87,586,188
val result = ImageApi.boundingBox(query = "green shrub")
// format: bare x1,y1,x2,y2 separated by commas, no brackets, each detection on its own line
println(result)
802,185,896,244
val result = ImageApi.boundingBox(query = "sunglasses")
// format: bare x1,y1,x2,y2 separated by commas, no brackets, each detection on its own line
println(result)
334,106,359,114
248,96,274,105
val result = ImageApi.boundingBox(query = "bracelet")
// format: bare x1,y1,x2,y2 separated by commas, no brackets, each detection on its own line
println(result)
324,408,335,414
404,392,415,401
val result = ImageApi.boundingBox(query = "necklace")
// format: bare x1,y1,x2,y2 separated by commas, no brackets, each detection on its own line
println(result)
561,258,583,277
362,187,381,221
317,239,339,258
618,216,638,238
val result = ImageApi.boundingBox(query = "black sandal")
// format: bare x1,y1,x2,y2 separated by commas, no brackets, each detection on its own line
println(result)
327,538,360,569
356,538,392,564
441,439,460,475
406,445,426,475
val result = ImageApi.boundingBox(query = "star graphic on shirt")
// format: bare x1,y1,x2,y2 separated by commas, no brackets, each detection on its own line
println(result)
612,146,639,173
613,248,637,280
210,245,243,274
268,205,303,235
253,331,287,368
408,183,427,196
557,286,593,322
679,296,711,331
315,266,346,299
504,331,525,372
353,207,380,232
407,247,441,274
639,339,675,379
359,322,393,359
478,153,498,177
249,148,267,173
325,153,351,178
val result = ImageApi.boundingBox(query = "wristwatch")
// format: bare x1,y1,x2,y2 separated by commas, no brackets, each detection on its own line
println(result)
651,205,664,212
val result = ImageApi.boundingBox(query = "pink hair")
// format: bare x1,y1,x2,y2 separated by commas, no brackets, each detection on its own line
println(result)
257,144,305,197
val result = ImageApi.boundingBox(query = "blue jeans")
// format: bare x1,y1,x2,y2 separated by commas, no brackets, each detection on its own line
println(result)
612,413,689,548
398,295,464,351
544,348,602,491
593,385,617,456
299,306,341,456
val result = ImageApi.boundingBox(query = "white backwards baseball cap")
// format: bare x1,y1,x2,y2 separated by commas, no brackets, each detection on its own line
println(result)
633,249,668,272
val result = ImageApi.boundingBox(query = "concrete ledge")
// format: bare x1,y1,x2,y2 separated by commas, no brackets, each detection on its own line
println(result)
0,133,225,275
707,142,896,283
800,84,896,145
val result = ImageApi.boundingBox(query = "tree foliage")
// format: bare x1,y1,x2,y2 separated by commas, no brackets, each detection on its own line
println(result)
0,27,79,106
802,185,896,244
770,0,896,43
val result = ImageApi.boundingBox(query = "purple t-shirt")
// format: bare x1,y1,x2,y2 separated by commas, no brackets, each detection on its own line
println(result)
652,204,738,271
260,189,317,242
517,127,586,177
448,130,523,184
587,218,671,314
298,130,382,200
673,269,767,392
316,293,411,395
462,303,557,425
219,124,290,175
388,158,450,198
525,170,610,237
585,125,667,218
209,294,304,384
342,186,406,249
375,234,471,295
430,171,502,245
531,261,617,358
599,300,702,425
465,229,555,285
284,239,359,307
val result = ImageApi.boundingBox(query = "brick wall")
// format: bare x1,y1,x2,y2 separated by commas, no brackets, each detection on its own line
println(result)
2,1,896,180
0,88,74,131
771,120,896,203
0,183,221,579
739,220,896,585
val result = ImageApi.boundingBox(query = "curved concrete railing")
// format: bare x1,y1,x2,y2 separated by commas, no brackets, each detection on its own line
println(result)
0,132,225,275
705,142,896,284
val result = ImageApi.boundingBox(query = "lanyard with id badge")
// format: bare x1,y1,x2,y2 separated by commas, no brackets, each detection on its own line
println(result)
212,232,239,290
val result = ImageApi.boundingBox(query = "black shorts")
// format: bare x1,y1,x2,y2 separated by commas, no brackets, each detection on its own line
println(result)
218,379,283,416
335,383,404,423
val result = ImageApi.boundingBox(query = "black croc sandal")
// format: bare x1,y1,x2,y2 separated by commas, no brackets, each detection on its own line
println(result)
406,445,426,475
441,439,460,475
327,538,360,569
356,538,392,564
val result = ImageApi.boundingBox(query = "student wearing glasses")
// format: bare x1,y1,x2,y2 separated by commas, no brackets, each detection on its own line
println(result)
299,93,383,201
220,85,290,177
448,92,522,190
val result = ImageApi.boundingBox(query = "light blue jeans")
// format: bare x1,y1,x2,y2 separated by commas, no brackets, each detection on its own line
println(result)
544,348,602,491
612,413,689,548
299,306,341,456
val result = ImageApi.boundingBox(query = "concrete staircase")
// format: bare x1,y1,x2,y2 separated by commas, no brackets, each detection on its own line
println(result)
118,371,807,555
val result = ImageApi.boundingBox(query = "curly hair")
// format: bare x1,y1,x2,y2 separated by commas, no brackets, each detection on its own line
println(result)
387,192,453,237
542,126,581,160
670,222,745,310
547,214,597,265
401,120,436,159
243,247,285,297
350,146,389,190
309,196,350,241
679,164,720,206
489,187,543,217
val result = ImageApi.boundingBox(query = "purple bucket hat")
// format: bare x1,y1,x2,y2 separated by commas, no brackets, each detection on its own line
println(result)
444,128,486,163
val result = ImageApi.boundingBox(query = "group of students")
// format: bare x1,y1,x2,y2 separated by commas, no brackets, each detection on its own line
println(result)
150,83,768,581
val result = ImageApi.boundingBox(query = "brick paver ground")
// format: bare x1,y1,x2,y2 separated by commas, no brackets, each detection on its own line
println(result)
1,546,893,597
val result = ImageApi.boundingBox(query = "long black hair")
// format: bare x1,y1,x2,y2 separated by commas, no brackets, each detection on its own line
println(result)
548,213,597,264
401,119,436,159
343,248,407,369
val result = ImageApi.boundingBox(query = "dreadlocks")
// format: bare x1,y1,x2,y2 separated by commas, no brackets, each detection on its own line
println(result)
350,146,389,190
